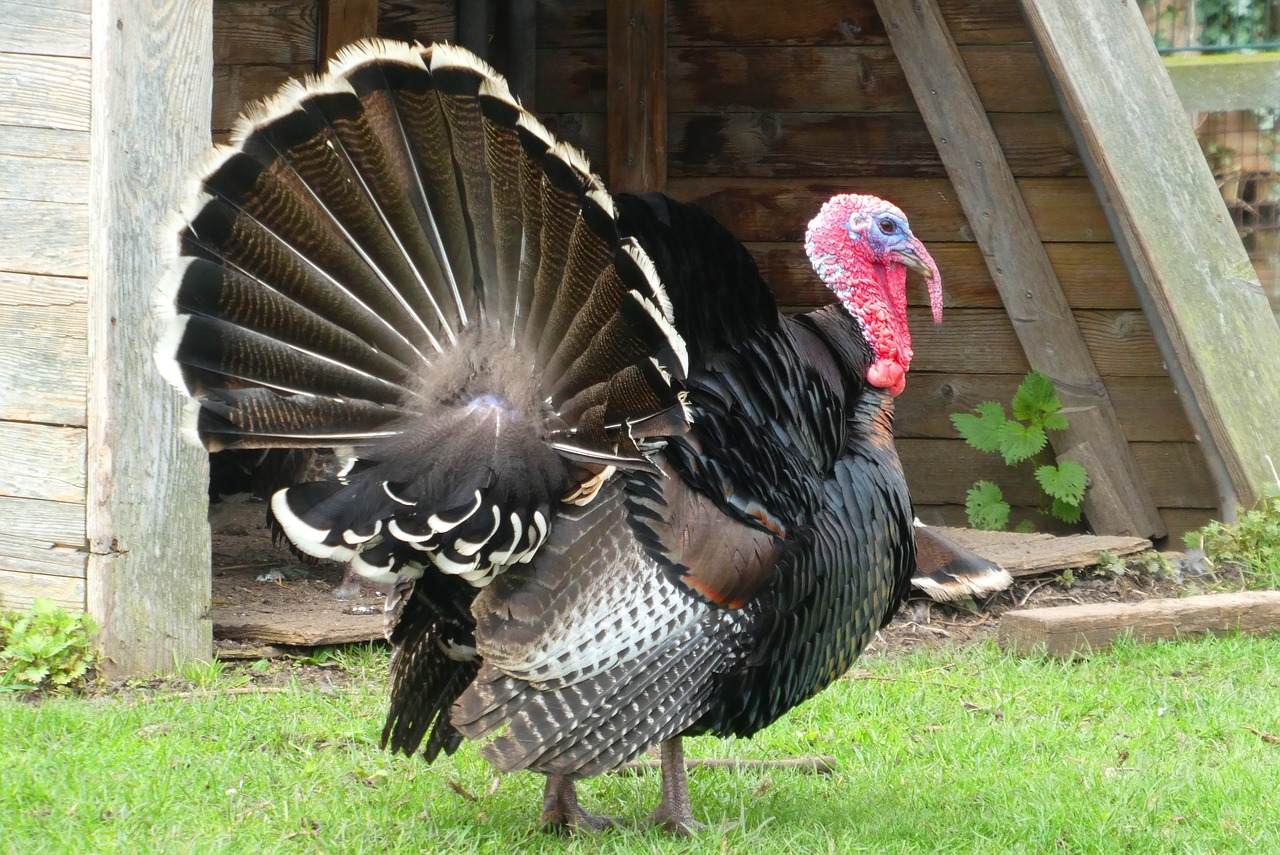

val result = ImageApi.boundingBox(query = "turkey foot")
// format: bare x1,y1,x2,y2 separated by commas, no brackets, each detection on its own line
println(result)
646,737,705,836
540,775,614,834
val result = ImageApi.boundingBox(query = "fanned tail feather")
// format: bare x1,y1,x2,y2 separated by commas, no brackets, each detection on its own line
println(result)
156,40,691,585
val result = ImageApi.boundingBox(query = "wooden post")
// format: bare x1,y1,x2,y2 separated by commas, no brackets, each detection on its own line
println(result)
607,0,666,192
458,0,489,62
1022,0,1280,513
873,0,1165,539
88,0,213,673
318,0,379,71
506,0,537,108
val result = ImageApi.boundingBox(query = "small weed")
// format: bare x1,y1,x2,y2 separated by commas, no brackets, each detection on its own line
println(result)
0,598,98,692
952,371,1087,531
1185,495,1280,589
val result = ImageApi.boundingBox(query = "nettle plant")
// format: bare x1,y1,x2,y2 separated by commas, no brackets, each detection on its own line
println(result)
0,597,98,692
950,371,1088,531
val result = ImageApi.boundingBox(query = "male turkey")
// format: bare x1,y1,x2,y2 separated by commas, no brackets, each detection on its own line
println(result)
156,40,946,832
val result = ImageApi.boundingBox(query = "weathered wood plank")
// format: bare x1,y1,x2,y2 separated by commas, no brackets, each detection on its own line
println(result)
899,439,1217,509
668,176,1112,243
936,526,1152,578
0,568,84,612
1163,53,1280,113
999,591,1280,656
914,504,1213,542
212,63,311,132
88,0,213,674
457,0,488,59
541,0,1028,47
896,374,1195,442
0,198,89,278
0,53,90,132
876,0,1163,539
0,423,85,504
213,0,318,65
606,0,666,192
539,45,1054,114
507,0,538,107
0,494,84,544
0,150,89,205
0,0,90,58
907,309,1166,377
377,0,456,43
1021,0,1280,511
0,124,89,165
318,0,378,70
667,111,1081,179
0,531,86,579
752,241,1138,310
0,272,87,426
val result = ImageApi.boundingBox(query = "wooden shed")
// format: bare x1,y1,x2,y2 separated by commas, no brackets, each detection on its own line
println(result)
2,0,1278,673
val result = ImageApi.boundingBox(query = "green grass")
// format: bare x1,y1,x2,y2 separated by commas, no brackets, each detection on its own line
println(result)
3,636,1279,854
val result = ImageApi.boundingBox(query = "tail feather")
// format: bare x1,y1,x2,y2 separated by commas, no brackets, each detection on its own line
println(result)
911,521,1013,602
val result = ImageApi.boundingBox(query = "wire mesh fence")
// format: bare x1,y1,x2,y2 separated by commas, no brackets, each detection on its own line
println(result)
1139,1,1280,319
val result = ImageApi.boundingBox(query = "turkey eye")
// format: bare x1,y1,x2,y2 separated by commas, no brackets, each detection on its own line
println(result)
878,218,897,235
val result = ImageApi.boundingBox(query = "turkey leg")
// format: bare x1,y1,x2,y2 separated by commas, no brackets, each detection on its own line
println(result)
647,737,705,834
539,774,614,833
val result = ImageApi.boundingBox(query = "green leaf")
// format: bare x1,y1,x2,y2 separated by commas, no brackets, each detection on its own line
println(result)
1051,497,1084,524
1036,461,1088,504
1040,410,1069,432
951,401,1007,453
1012,371,1063,428
997,421,1047,465
965,481,1010,531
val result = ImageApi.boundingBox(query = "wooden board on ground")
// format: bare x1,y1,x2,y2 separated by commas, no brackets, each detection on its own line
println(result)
999,591,1280,656
932,526,1151,578
210,566,385,646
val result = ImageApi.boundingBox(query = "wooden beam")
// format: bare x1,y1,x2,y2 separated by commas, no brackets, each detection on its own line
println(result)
458,0,489,61
88,0,212,674
1163,52,1280,113
607,0,666,192
317,0,379,72
506,0,537,108
1020,0,1280,513
999,591,1280,657
873,0,1165,539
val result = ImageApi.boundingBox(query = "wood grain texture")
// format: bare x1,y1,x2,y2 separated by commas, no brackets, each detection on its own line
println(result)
1163,53,1280,113
0,53,90,132
999,591,1280,657
875,0,1163,539
668,111,1081,179
540,0,1029,48
0,531,86,579
0,494,84,545
376,0,456,43
915,504,1213,544
1021,0,1280,510
212,62,311,134
0,149,90,206
88,0,213,674
899,439,1216,509
896,374,1195,442
668,176,1112,243
606,0,666,192
0,568,84,611
0,198,89,278
0,0,91,57
0,422,85,504
213,0,318,65
936,526,1152,578
539,45,1054,114
0,272,87,426
318,0,378,70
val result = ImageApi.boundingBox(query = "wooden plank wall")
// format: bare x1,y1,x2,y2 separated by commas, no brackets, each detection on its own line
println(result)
207,0,1216,540
0,0,91,611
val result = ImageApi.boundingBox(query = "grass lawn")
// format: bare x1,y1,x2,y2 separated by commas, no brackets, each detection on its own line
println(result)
3,635,1278,854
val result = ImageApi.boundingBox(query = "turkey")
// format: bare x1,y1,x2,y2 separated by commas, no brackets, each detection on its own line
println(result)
155,40,945,832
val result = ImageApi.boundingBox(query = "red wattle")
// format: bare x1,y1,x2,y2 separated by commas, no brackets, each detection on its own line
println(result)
867,358,906,396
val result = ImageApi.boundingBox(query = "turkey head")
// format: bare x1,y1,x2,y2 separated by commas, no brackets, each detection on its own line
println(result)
804,195,942,395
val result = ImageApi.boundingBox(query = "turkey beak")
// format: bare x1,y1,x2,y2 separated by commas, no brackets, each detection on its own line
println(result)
895,237,943,326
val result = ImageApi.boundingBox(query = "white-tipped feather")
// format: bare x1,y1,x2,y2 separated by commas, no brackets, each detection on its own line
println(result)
551,140,594,182
349,550,399,584
153,315,192,395
911,567,1014,602
627,290,689,377
429,41,503,80
454,506,502,557
330,38,428,79
515,110,556,150
478,73,518,107
382,481,417,507
231,76,353,146
428,490,483,534
388,518,434,544
434,550,481,576
620,239,673,321
342,519,382,545
270,489,357,562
